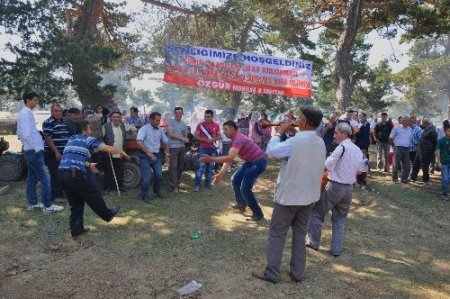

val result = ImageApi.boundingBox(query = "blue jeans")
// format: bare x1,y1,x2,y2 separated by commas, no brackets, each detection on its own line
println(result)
231,158,267,217
195,147,217,187
441,163,450,196
24,150,52,207
139,152,163,199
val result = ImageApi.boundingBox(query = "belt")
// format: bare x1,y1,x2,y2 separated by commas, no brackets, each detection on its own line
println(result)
327,179,352,186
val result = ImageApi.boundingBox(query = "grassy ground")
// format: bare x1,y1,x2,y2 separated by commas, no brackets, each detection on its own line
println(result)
0,161,449,298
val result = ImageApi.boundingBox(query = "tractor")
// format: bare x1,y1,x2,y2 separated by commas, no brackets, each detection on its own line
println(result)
0,137,26,182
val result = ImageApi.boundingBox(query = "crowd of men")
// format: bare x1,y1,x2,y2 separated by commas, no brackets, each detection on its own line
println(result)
15,90,450,285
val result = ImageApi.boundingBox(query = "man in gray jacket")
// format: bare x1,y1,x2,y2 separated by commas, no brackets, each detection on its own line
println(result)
252,107,326,283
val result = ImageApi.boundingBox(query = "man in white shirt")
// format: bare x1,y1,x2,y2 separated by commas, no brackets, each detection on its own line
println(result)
252,107,326,283
17,91,64,213
136,112,170,202
307,122,362,257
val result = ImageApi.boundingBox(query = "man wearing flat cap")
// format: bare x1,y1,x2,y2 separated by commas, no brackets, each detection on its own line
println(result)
252,107,326,283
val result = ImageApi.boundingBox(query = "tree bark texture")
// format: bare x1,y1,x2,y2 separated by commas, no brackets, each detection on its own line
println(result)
334,0,364,113
71,0,104,105
229,17,255,119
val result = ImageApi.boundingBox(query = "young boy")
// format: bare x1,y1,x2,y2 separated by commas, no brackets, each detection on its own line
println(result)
436,125,450,201
357,149,369,190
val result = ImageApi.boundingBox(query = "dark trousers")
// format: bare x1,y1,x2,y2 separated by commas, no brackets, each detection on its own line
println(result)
411,149,434,183
392,146,410,182
169,147,185,189
104,156,124,190
60,169,115,237
44,151,64,199
265,202,314,283
409,151,416,165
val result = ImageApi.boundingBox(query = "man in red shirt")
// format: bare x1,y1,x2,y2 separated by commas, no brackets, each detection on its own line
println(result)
194,110,221,191
199,121,267,221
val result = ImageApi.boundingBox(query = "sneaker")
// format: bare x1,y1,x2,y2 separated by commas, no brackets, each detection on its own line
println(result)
171,187,179,193
43,204,64,213
361,185,366,190
193,186,200,192
206,184,213,190
27,203,44,210
440,194,448,201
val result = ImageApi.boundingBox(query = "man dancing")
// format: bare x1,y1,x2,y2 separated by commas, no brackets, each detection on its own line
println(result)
199,120,266,221
252,107,326,283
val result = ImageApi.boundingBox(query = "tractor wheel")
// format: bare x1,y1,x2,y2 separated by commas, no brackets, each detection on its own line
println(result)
122,161,141,189
0,155,24,181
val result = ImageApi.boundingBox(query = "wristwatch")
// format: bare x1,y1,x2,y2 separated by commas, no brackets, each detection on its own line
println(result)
165,153,170,156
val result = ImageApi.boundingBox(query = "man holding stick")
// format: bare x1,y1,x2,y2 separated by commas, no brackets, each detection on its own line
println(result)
199,120,266,221
252,107,326,283
59,120,129,238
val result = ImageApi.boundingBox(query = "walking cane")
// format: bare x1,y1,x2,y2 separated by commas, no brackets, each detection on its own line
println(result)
108,153,121,197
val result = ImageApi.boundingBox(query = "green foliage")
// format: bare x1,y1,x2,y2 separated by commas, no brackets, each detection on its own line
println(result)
393,34,450,117
352,59,394,112
0,0,136,106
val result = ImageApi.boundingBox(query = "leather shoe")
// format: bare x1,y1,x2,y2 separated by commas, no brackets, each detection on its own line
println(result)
106,206,121,222
140,196,151,203
231,204,246,213
288,271,304,283
251,270,278,283
247,214,264,222
306,243,319,251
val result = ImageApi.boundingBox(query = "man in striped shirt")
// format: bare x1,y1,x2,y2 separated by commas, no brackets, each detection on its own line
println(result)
199,120,267,221
43,104,70,202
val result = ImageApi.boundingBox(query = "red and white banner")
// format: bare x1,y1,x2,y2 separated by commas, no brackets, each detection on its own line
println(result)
164,44,312,98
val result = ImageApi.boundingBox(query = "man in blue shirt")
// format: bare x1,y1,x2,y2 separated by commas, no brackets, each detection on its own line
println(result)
43,104,70,203
136,112,170,202
59,120,129,238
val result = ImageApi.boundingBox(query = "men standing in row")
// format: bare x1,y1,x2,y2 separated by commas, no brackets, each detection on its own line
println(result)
17,91,64,213
411,119,437,183
43,104,70,203
252,107,325,283
390,116,413,183
373,112,393,172
199,120,266,221
103,110,136,193
167,107,189,193
307,122,362,257
137,112,170,202
194,110,220,191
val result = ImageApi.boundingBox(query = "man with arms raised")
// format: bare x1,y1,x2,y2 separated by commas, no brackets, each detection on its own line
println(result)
199,120,266,221
252,107,326,283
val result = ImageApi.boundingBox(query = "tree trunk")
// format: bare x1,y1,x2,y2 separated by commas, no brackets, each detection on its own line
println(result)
71,0,105,106
228,17,255,120
334,0,364,113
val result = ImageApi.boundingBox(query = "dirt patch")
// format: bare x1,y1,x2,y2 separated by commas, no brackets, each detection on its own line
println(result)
1,163,449,298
